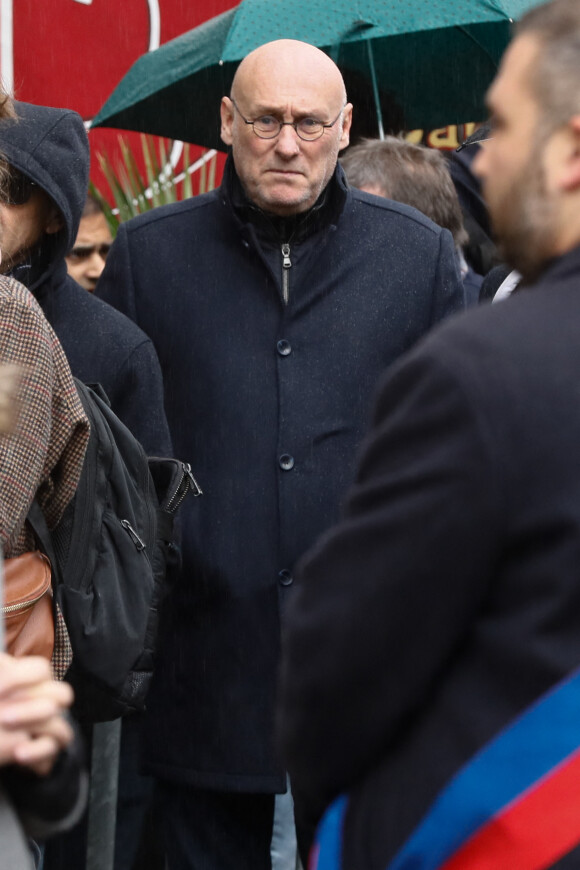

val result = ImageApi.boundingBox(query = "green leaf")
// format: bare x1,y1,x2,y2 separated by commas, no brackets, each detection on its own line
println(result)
92,135,219,221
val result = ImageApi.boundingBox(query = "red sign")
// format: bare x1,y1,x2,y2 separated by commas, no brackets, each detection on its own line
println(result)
3,0,237,196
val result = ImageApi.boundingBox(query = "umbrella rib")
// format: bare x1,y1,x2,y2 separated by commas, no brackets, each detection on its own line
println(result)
455,24,500,69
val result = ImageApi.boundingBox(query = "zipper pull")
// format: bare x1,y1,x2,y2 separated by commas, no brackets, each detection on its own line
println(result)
281,243,292,269
121,519,146,551
281,243,292,304
164,463,203,514
184,463,203,497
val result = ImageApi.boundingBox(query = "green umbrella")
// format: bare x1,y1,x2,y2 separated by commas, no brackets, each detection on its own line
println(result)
92,0,543,149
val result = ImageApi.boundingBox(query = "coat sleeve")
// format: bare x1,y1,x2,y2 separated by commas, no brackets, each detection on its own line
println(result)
95,223,137,321
95,225,173,457
2,726,87,839
102,336,173,458
279,340,502,824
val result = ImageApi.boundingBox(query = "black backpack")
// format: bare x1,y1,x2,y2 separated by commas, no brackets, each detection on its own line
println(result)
28,379,201,722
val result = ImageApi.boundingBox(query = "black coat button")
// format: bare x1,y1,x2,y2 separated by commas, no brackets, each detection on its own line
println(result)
279,569,293,586
279,454,294,471
277,340,291,356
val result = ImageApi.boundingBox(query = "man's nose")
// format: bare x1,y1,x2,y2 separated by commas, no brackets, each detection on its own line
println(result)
275,124,301,157
86,252,106,277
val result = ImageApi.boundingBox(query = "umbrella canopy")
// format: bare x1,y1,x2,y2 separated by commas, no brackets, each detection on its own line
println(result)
92,0,543,150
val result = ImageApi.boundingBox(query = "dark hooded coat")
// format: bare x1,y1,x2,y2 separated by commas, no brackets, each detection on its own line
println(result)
0,101,171,456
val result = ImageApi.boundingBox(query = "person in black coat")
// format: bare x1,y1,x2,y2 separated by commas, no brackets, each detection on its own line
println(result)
0,101,171,458
96,39,465,870
0,102,172,870
280,2,580,867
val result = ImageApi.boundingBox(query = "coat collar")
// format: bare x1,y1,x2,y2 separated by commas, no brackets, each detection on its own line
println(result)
531,243,580,290
219,153,349,243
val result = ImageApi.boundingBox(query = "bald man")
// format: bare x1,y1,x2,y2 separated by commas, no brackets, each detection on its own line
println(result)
96,39,464,870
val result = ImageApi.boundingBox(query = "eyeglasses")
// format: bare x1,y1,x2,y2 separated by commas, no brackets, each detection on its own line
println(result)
67,243,112,262
0,167,38,206
230,97,344,142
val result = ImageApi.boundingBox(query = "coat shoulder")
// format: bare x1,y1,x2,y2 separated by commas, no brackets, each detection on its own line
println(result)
348,187,446,237
120,189,220,236
53,277,154,355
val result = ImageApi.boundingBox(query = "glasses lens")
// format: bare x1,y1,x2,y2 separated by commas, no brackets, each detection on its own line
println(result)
296,119,323,140
253,116,280,138
2,169,35,205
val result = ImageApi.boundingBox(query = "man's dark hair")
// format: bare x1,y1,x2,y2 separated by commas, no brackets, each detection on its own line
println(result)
516,0,580,134
341,137,468,248
81,192,107,220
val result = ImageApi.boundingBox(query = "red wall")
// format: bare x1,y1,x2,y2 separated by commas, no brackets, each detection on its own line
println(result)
9,0,238,198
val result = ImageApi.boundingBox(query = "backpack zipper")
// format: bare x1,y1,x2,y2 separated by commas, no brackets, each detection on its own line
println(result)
165,463,203,514
121,519,146,551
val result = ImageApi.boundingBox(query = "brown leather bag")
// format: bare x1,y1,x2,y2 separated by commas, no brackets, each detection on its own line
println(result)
2,551,54,659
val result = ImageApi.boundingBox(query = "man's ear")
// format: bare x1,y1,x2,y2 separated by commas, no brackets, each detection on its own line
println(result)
45,206,64,235
338,103,353,153
220,97,235,147
558,115,580,192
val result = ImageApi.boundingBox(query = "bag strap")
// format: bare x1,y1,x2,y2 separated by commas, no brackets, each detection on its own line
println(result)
26,501,61,585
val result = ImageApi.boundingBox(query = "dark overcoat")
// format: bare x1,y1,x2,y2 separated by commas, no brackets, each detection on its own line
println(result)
96,159,464,792
281,244,580,869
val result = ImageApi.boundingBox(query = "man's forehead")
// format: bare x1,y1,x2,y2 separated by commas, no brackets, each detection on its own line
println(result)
75,213,112,243
486,34,540,113
233,40,345,108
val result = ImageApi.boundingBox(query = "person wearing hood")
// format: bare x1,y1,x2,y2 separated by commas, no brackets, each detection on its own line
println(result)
0,101,171,458
0,102,172,870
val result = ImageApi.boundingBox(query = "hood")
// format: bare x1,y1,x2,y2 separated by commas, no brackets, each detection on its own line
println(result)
0,101,89,291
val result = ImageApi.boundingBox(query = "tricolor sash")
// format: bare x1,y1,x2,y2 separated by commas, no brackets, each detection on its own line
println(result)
311,667,580,870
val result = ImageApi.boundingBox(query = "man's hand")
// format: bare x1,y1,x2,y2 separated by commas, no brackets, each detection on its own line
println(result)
0,653,74,776
0,364,20,433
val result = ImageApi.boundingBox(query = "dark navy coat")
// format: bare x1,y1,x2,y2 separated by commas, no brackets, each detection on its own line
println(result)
96,158,465,792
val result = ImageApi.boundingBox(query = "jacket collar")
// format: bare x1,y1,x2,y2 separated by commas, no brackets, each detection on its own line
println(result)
220,153,349,243
533,243,580,288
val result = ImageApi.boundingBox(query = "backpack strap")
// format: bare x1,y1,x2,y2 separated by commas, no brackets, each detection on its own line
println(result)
27,500,61,585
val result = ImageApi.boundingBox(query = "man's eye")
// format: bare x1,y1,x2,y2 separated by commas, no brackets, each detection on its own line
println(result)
256,116,278,127
301,118,319,129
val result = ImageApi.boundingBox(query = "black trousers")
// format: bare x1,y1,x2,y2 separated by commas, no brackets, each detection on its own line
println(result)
158,781,275,870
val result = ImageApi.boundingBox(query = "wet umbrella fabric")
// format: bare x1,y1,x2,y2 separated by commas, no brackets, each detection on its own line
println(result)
92,0,543,150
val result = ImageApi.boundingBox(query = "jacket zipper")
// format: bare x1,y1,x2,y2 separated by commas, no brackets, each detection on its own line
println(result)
281,243,292,305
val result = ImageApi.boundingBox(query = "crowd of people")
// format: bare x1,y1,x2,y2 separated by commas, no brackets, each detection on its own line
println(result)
0,0,580,867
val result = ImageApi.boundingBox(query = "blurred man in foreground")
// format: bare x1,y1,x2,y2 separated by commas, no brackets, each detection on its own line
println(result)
281,2,580,867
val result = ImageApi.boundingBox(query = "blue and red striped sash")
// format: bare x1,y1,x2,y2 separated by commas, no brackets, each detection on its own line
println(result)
311,667,580,870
